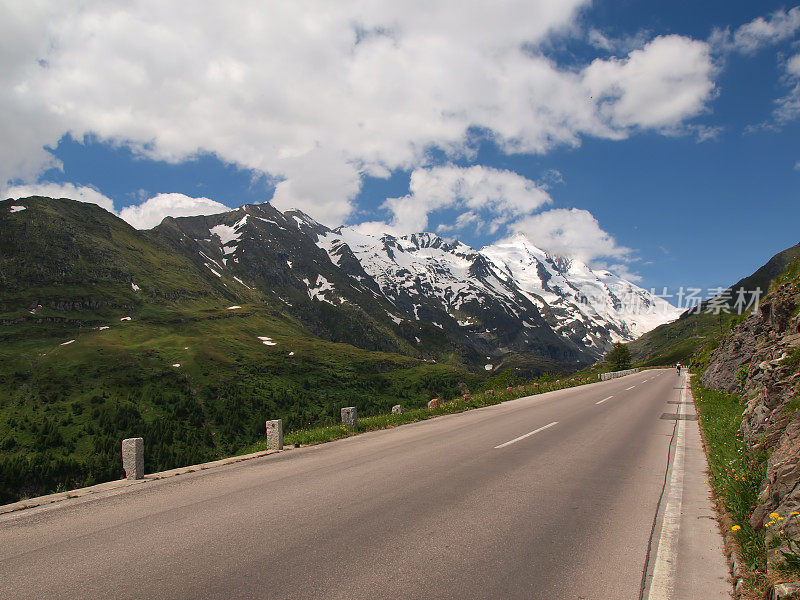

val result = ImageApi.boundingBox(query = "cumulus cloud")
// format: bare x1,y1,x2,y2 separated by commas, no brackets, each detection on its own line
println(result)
507,208,632,264
117,193,230,229
712,7,800,54
583,35,715,130
3,182,115,212
376,165,552,233
2,182,230,229
0,1,716,225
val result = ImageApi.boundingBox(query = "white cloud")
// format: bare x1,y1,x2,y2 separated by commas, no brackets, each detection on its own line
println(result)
508,207,632,263
748,52,800,130
712,7,800,55
587,28,649,55
117,193,230,229
378,165,552,233
794,160,800,171
3,182,115,212
0,1,716,225
583,35,715,130
2,182,230,229
600,262,643,283
779,53,800,120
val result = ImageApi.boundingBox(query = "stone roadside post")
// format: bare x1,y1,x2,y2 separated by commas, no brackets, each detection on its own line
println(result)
122,437,144,480
342,407,358,428
266,419,283,450
392,405,403,414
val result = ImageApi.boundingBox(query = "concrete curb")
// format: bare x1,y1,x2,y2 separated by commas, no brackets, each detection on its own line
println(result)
0,448,282,516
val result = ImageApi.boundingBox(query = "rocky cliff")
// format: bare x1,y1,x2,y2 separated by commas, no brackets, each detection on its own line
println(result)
702,273,800,565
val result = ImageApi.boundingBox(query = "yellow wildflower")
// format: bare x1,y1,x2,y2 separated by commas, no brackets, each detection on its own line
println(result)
770,512,781,519
732,525,741,532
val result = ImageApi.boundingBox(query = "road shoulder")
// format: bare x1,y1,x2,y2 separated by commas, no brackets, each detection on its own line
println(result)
643,375,731,599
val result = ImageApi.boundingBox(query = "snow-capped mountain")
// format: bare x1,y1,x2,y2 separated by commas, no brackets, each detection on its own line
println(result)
481,234,680,345
315,224,679,356
153,202,679,368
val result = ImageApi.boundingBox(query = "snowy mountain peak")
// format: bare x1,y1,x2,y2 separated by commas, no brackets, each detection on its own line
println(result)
314,224,679,356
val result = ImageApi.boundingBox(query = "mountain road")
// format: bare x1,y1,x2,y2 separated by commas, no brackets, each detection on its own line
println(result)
0,369,729,599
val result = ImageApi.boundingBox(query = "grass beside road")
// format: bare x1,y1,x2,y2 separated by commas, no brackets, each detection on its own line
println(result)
692,377,769,575
247,377,595,451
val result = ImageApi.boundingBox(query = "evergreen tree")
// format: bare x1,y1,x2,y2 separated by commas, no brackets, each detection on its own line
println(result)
607,342,632,371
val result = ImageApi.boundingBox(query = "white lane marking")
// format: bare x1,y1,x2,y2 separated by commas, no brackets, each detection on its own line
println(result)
596,396,614,405
494,422,558,449
645,376,687,600
626,385,636,390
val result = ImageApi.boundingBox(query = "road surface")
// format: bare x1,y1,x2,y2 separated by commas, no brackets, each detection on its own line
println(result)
0,370,727,599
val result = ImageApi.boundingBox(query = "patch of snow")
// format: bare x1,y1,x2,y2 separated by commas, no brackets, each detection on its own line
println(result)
286,260,292,268
120,316,132,321
210,215,248,255
172,363,181,368
415,336,421,343
257,336,277,346
387,312,403,325
306,274,335,304
98,326,110,331
484,364,493,371
131,282,140,291
60,339,75,346
232,276,251,289
432,322,443,329
204,263,222,278
9,205,26,213
198,251,222,269
288,351,295,356
227,305,241,310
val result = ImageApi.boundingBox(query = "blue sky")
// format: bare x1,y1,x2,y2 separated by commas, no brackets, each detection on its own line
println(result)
2,0,798,296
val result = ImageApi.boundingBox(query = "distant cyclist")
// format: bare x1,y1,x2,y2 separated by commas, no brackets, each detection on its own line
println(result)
676,362,681,375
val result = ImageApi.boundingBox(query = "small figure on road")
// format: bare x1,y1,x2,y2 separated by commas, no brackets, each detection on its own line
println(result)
676,362,681,375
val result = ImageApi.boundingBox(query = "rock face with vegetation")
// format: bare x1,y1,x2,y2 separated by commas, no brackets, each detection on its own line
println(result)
702,268,800,566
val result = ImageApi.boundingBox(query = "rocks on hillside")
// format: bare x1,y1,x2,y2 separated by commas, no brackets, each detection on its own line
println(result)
702,278,800,567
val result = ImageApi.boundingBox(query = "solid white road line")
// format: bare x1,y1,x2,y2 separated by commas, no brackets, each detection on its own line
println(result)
645,375,688,600
596,396,614,405
494,422,558,449
626,385,636,390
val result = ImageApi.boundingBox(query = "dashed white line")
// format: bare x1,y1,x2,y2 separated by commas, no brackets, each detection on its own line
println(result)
494,422,558,449
626,385,636,390
596,396,614,405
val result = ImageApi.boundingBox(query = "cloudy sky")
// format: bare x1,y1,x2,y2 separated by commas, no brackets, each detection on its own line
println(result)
1,0,798,292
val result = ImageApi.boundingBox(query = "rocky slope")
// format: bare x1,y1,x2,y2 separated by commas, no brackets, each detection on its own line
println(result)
702,267,800,565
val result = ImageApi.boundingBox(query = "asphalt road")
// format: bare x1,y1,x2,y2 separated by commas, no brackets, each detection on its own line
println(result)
0,370,692,600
